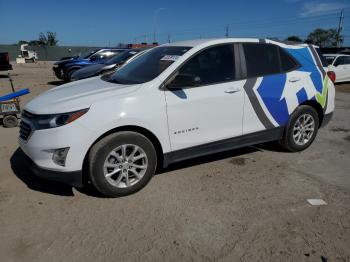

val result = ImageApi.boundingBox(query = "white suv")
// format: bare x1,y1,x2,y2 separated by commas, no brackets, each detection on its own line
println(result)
324,54,350,83
19,38,335,197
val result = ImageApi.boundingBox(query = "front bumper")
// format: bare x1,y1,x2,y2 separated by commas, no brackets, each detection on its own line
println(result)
19,117,96,173
21,148,83,187
52,66,63,79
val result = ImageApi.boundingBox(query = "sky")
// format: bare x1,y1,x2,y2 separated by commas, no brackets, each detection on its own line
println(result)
1,0,349,46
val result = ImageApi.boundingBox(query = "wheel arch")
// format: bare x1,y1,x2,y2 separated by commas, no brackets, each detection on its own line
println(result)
82,125,165,184
299,100,324,127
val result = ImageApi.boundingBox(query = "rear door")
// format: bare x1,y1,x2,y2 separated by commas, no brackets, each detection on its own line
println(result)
240,43,301,134
165,44,245,151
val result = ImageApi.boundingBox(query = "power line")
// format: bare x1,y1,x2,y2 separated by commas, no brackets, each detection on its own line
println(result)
122,9,349,44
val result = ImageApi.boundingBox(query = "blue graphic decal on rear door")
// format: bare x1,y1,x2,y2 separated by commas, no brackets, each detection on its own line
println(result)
256,73,289,126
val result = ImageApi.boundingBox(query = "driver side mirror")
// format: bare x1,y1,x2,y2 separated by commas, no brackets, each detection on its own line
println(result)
167,73,201,89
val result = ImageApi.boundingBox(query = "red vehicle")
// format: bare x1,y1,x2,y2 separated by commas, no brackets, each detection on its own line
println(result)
0,52,13,71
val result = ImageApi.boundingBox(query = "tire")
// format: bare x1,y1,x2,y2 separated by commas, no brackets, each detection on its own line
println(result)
88,131,157,197
3,115,18,128
279,105,319,152
65,68,79,82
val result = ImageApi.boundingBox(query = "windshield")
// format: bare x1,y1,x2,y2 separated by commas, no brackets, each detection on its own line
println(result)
105,50,140,66
325,56,336,65
79,49,99,59
103,46,191,84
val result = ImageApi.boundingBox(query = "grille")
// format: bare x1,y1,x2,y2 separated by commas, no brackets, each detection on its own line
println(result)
19,120,32,141
22,110,36,119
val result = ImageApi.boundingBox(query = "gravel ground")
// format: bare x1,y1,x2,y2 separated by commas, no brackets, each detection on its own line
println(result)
0,63,349,262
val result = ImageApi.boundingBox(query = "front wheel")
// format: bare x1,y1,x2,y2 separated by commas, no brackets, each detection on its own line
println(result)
65,68,79,82
279,105,319,152
88,131,157,197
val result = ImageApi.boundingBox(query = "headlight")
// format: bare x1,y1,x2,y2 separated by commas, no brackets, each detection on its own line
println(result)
33,108,89,130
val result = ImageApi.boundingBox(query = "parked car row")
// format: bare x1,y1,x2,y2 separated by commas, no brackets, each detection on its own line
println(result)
71,49,148,81
20,38,335,197
52,48,127,81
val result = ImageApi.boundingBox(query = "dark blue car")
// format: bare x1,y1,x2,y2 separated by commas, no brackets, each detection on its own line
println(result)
52,48,127,82
71,49,149,81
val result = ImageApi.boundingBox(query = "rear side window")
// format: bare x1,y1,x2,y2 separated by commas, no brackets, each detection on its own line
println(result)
179,44,236,86
243,43,299,78
243,44,280,78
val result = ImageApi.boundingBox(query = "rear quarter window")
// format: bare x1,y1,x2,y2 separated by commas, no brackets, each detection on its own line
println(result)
279,48,299,72
315,48,328,67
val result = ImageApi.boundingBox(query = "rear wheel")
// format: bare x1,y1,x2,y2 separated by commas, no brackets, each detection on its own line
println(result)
3,115,18,128
279,105,319,152
88,131,157,197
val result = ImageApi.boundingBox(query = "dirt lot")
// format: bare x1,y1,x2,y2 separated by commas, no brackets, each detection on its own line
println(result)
0,63,350,262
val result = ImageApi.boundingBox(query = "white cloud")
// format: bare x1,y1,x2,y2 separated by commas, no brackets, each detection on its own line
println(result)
301,2,349,17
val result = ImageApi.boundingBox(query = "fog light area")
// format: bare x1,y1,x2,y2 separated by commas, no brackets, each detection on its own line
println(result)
52,147,70,166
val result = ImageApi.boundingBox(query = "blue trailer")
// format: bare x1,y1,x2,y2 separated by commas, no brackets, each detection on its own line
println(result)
0,74,30,127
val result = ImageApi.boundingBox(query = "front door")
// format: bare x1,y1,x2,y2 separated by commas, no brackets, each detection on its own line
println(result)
164,44,245,151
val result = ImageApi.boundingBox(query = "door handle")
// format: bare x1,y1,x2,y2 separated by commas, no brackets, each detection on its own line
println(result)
289,77,301,82
225,87,241,94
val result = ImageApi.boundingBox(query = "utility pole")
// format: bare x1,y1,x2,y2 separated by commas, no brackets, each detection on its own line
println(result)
225,25,229,38
153,8,165,43
167,33,171,43
337,9,344,47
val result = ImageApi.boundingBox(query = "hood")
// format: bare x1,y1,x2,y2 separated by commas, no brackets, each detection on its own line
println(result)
71,63,112,80
25,77,140,114
65,59,94,67
54,58,77,66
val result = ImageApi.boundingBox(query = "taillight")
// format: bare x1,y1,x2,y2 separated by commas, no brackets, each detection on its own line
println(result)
5,53,9,63
327,71,336,83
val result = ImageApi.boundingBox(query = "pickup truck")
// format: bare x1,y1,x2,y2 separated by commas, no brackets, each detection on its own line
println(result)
0,52,13,71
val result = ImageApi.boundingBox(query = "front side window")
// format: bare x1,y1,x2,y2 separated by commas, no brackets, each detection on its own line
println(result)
104,46,191,84
243,43,280,78
343,56,350,65
178,44,236,86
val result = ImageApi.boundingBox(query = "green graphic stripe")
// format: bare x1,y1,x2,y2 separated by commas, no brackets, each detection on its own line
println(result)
316,75,328,108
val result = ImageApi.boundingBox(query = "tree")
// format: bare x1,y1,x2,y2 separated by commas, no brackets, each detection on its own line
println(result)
38,31,59,46
47,31,58,46
306,28,342,47
285,36,302,43
38,32,47,46
28,40,42,46
17,40,28,45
